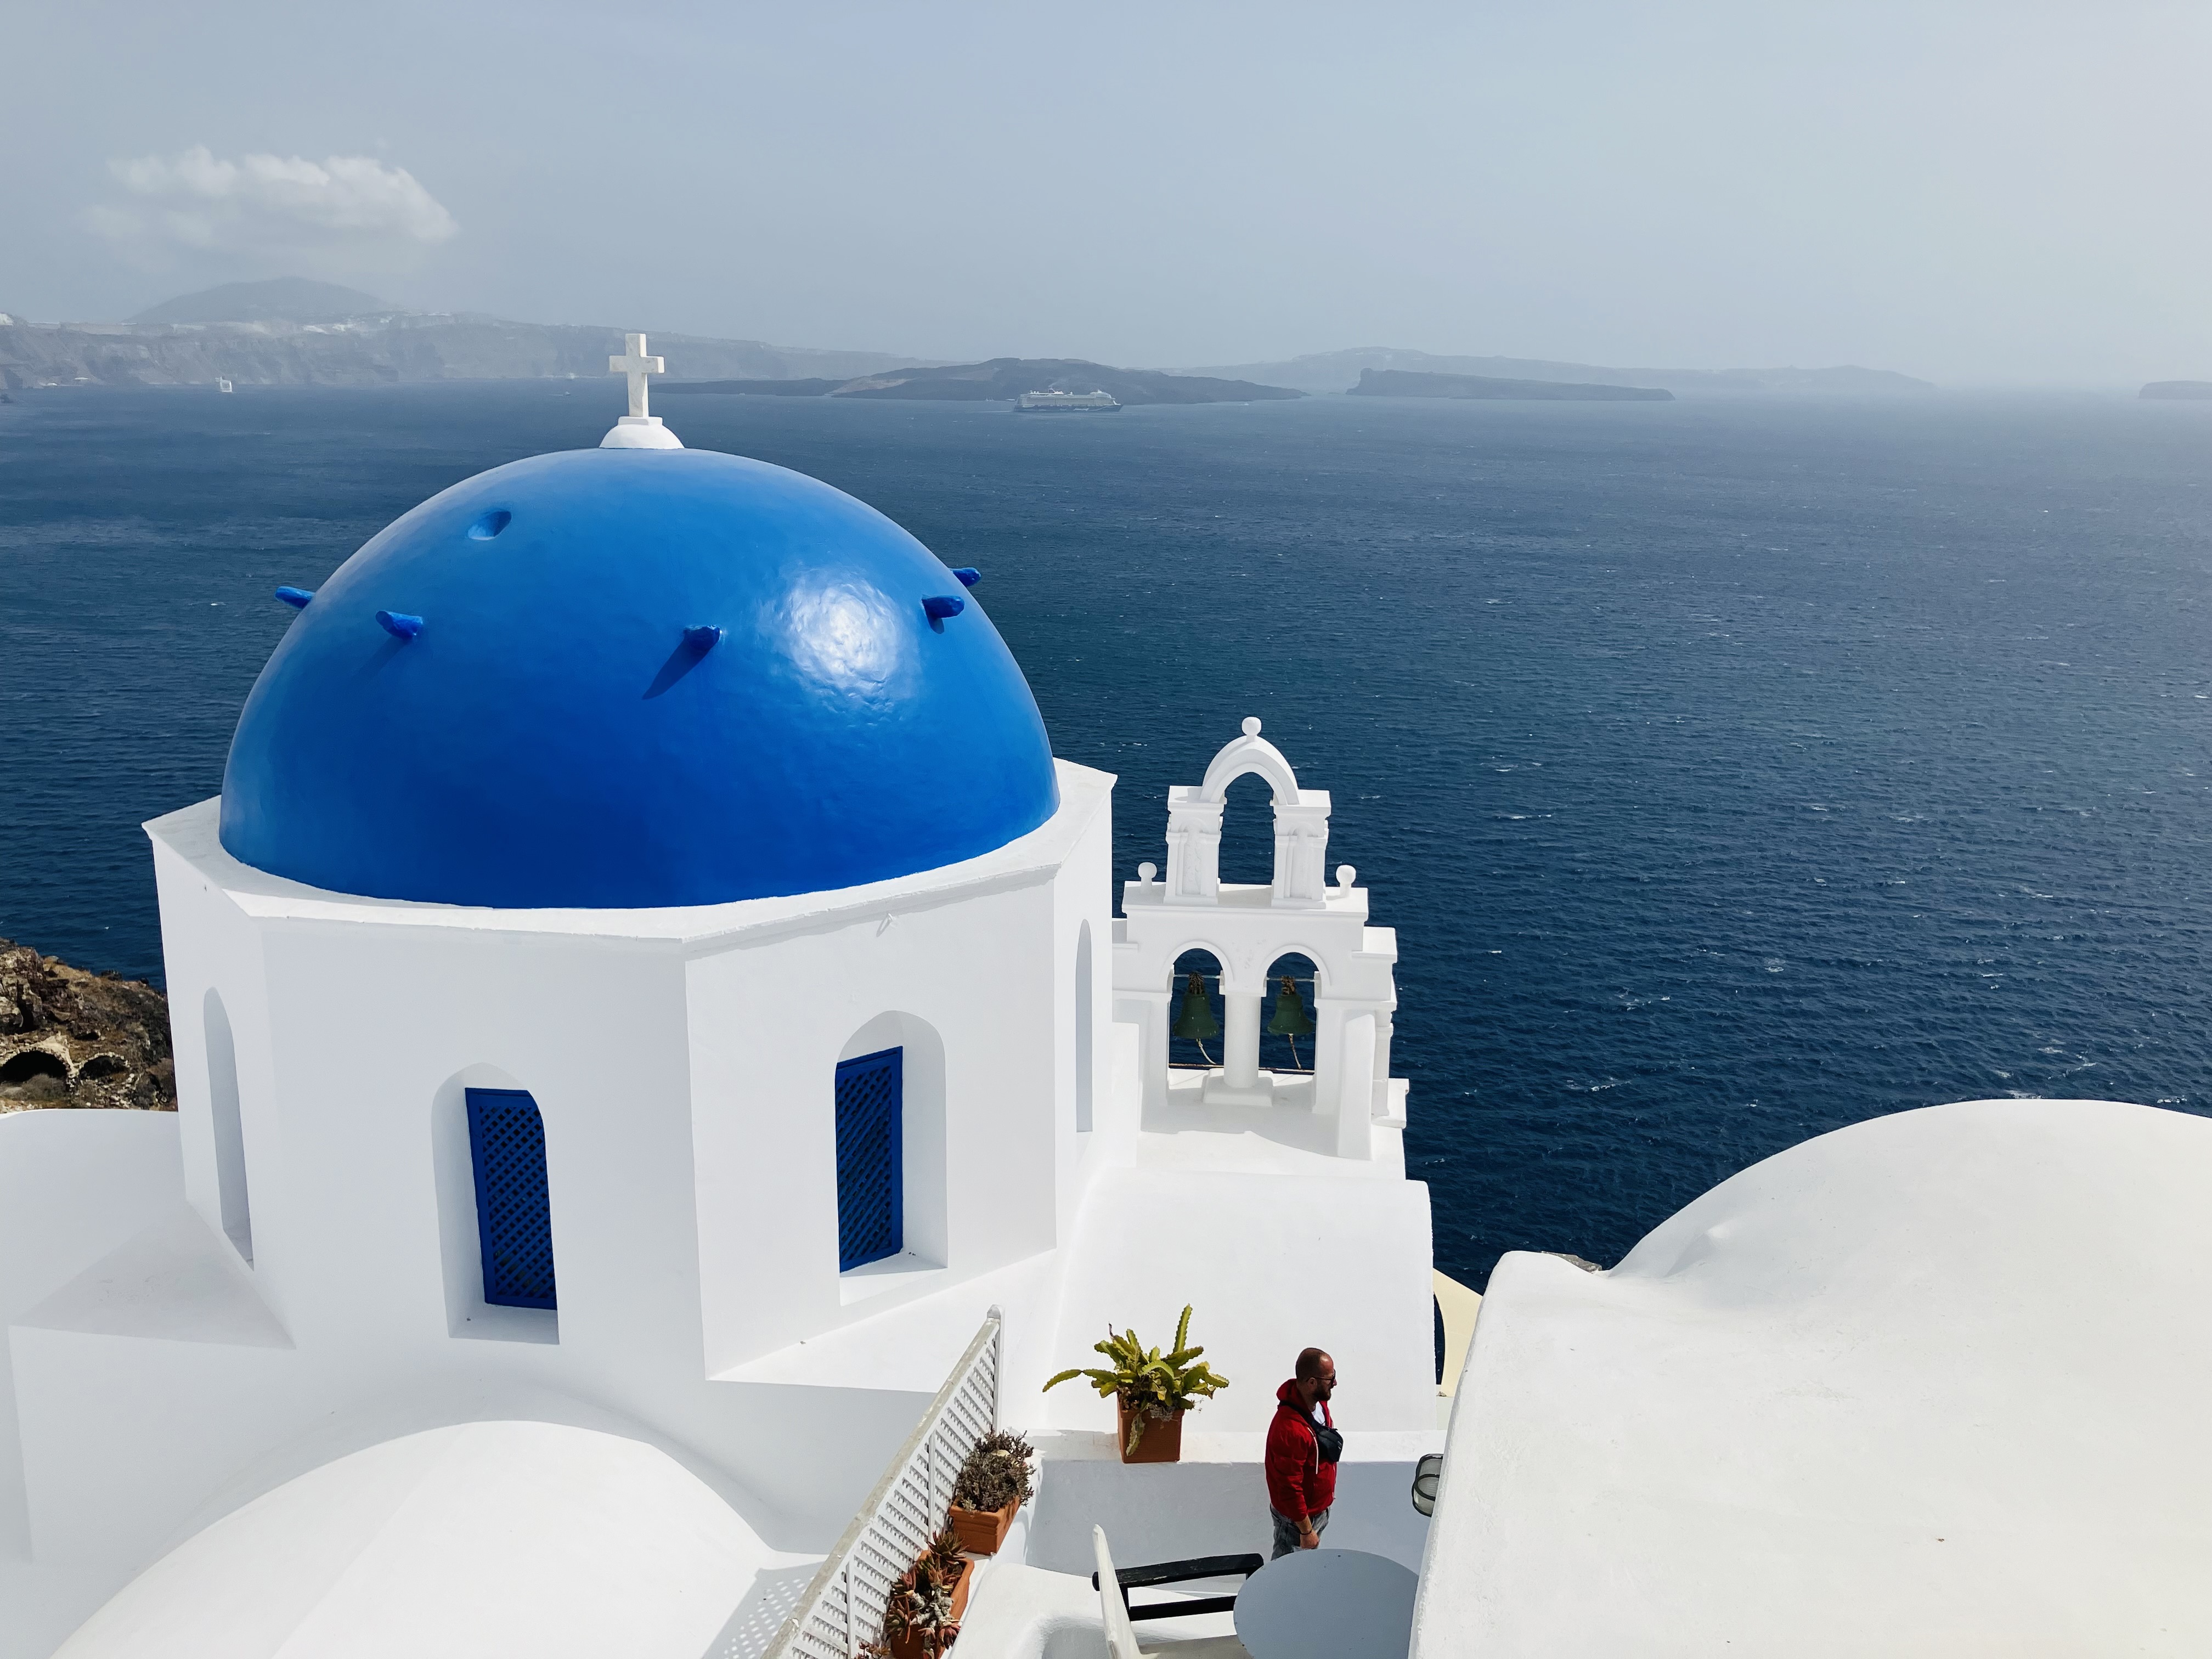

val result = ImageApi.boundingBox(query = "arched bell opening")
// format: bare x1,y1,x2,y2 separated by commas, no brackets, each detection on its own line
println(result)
1216,772,1276,887
1259,952,1322,1076
1166,949,1226,1073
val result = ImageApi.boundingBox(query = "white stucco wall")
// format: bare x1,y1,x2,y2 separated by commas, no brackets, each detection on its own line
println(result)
1023,1432,1439,1577
1,763,1122,1654
1034,1166,1437,1436
689,876,1064,1373
0,1112,188,1659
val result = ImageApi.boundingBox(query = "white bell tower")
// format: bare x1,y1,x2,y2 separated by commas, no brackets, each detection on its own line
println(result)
1114,719,1406,1159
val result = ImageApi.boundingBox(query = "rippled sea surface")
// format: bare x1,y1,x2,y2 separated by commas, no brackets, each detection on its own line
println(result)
5,382,2210,1285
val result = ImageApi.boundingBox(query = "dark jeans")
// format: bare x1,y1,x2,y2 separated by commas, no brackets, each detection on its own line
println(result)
1269,1505,1330,1559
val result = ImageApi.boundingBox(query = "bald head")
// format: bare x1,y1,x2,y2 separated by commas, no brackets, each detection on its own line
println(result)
1293,1347,1336,1406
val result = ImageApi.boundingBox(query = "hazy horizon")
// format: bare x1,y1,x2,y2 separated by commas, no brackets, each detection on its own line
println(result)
5,2,2210,387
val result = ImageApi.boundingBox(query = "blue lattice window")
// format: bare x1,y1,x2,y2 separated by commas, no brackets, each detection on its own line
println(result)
836,1047,903,1271
466,1088,557,1310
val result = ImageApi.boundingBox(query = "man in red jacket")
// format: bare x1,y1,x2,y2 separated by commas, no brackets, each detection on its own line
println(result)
1265,1347,1341,1558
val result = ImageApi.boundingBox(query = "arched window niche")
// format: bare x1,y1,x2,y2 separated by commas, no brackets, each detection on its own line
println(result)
1074,921,1095,1137
836,1014,947,1305
433,1065,558,1344
202,989,253,1265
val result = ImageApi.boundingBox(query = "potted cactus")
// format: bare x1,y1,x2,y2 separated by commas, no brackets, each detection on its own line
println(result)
881,1525,970,1659
1043,1305,1229,1464
946,1429,1035,1554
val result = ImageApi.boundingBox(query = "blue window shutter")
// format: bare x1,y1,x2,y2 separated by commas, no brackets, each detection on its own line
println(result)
466,1088,557,1309
834,1048,903,1271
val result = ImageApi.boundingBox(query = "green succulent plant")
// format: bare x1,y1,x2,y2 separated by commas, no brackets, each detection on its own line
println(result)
1043,1305,1229,1454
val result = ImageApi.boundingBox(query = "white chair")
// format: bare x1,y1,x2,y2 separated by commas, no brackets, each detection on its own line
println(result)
1091,1526,1252,1658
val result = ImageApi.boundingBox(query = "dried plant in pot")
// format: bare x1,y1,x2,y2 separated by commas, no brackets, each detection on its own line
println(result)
947,1429,1035,1554
882,1526,972,1659
1043,1305,1229,1464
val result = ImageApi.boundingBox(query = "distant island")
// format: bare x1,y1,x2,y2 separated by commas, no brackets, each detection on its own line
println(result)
1,278,1931,402
1,282,1296,402
1182,346,1936,397
1347,367,1672,402
2140,381,2212,400
0,278,919,391
664,357,1299,407
666,377,849,398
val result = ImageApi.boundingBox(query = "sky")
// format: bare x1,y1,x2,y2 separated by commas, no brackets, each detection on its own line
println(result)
4,1,2209,385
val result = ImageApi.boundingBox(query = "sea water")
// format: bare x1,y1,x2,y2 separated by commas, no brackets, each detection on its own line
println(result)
4,381,2210,1285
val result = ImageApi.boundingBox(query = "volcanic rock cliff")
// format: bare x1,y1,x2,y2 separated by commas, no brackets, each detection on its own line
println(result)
0,940,174,1113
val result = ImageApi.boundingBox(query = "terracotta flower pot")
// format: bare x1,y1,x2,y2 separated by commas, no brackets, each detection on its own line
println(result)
947,1497,1020,1555
886,1556,973,1659
1116,1401,1184,1464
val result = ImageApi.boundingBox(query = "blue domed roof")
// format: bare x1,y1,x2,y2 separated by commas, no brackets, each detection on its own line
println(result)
220,449,1059,908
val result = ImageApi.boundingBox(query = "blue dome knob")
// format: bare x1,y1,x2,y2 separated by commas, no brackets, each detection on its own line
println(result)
219,448,1059,907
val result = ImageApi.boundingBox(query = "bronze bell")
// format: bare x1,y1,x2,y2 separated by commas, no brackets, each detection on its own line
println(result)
1267,973,1316,1070
1171,970,1220,1040
1266,975,1316,1037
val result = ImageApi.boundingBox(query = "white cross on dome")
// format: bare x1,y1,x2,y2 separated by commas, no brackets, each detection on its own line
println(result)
600,331,684,449
608,333,664,417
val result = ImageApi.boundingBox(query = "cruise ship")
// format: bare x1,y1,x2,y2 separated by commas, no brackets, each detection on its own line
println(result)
1016,389,1120,413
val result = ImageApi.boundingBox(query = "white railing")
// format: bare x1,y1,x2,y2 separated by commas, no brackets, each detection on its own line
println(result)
763,1307,1004,1659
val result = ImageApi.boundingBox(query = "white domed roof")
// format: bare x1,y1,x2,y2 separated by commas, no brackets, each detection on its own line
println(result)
1416,1098,2212,1655
57,1421,771,1658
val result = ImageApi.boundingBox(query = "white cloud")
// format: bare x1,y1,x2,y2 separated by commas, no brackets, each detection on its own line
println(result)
89,146,458,259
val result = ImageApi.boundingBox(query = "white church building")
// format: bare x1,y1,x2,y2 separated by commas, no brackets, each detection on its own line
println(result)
0,347,2204,1657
